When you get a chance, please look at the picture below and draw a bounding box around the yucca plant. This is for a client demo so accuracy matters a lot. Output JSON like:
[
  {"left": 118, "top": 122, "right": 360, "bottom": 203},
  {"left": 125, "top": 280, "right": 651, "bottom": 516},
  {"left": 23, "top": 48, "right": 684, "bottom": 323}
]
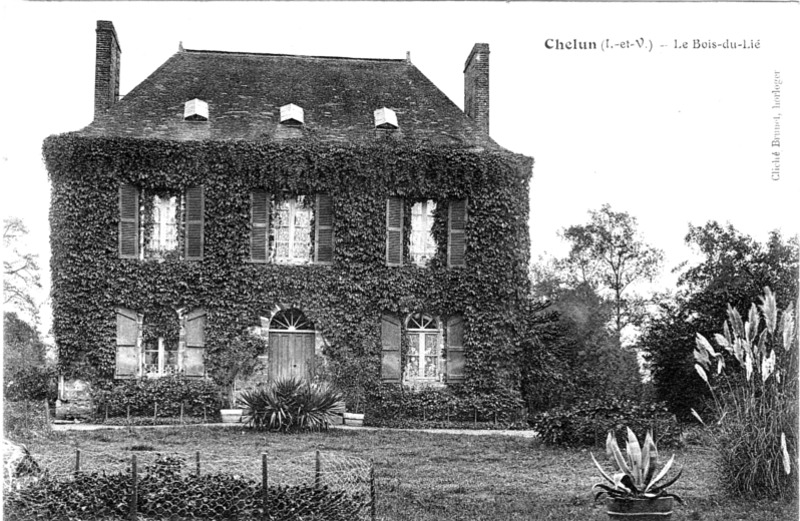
[
  {"left": 238, "top": 378, "right": 343, "bottom": 432},
  {"left": 591, "top": 427, "right": 683, "bottom": 502}
]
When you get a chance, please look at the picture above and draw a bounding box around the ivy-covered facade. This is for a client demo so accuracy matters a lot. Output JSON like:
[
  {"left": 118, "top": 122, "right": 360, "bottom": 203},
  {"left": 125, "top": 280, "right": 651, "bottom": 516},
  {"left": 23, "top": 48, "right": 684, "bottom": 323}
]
[{"left": 45, "top": 21, "right": 534, "bottom": 411}]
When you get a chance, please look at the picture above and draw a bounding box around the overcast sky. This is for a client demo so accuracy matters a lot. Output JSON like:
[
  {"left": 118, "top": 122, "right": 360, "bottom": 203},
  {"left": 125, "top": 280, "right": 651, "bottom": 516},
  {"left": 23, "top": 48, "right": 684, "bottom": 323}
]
[{"left": 1, "top": 2, "right": 797, "bottom": 333}]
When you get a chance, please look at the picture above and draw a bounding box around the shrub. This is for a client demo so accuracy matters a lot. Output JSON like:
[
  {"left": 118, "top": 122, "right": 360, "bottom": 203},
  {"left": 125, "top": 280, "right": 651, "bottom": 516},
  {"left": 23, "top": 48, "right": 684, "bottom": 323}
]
[
  {"left": 3, "top": 400, "right": 51, "bottom": 438},
  {"left": 4, "top": 365, "right": 56, "bottom": 402},
  {"left": 91, "top": 375, "right": 224, "bottom": 420},
  {"left": 239, "top": 378, "right": 343, "bottom": 432},
  {"left": 364, "top": 383, "right": 527, "bottom": 427},
  {"left": 530, "top": 398, "right": 681, "bottom": 447},
  {"left": 693, "top": 287, "right": 797, "bottom": 500},
  {"left": 4, "top": 455, "right": 363, "bottom": 521}
]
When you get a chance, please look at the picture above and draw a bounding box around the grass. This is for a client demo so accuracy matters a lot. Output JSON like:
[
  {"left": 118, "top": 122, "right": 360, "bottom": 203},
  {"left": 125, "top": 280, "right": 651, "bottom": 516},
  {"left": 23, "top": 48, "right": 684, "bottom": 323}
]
[{"left": 15, "top": 426, "right": 798, "bottom": 521}]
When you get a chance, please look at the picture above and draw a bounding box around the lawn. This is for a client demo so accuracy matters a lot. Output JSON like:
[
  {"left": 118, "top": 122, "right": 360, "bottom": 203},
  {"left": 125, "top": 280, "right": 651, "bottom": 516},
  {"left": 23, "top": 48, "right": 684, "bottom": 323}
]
[{"left": 15, "top": 426, "right": 798, "bottom": 521}]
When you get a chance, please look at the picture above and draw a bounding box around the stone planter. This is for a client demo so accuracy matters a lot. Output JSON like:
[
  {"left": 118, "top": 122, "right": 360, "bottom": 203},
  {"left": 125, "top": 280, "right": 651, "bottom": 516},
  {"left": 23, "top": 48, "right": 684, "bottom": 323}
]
[
  {"left": 220, "top": 408, "right": 244, "bottom": 424},
  {"left": 606, "top": 497, "right": 673, "bottom": 521},
  {"left": 343, "top": 412, "right": 364, "bottom": 427}
]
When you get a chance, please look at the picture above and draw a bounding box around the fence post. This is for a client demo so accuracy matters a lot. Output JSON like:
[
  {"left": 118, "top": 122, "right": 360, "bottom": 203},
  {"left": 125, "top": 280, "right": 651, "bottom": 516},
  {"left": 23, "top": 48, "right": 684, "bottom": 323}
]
[
  {"left": 315, "top": 450, "right": 321, "bottom": 490},
  {"left": 153, "top": 402, "right": 158, "bottom": 426},
  {"left": 261, "top": 453, "right": 269, "bottom": 521},
  {"left": 130, "top": 454, "right": 138, "bottom": 521},
  {"left": 203, "top": 405, "right": 207, "bottom": 424},
  {"left": 196, "top": 451, "right": 201, "bottom": 477},
  {"left": 473, "top": 406, "right": 477, "bottom": 426},
  {"left": 105, "top": 403, "right": 109, "bottom": 422},
  {"left": 43, "top": 398, "right": 51, "bottom": 426},
  {"left": 75, "top": 449, "right": 81, "bottom": 476},
  {"left": 370, "top": 458, "right": 376, "bottom": 521},
  {"left": 24, "top": 400, "right": 30, "bottom": 431},
  {"left": 181, "top": 402, "right": 185, "bottom": 425}
]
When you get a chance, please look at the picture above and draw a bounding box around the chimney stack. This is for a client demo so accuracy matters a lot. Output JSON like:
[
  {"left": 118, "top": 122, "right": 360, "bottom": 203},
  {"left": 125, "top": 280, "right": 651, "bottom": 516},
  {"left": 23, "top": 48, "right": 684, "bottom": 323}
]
[
  {"left": 464, "top": 43, "right": 489, "bottom": 136},
  {"left": 94, "top": 21, "right": 121, "bottom": 119}
]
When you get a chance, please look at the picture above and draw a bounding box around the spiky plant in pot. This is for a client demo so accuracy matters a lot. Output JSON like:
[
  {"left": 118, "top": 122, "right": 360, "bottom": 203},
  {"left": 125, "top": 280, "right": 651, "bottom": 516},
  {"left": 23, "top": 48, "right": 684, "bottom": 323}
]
[{"left": 592, "top": 427, "right": 683, "bottom": 520}]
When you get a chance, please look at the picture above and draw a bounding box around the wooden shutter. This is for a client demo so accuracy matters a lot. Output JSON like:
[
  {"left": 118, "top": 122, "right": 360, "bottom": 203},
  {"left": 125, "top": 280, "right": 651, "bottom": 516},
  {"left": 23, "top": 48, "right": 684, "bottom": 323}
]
[
  {"left": 184, "top": 309, "right": 206, "bottom": 377},
  {"left": 446, "top": 316, "right": 465, "bottom": 383},
  {"left": 119, "top": 185, "right": 139, "bottom": 259},
  {"left": 315, "top": 194, "right": 334, "bottom": 264},
  {"left": 380, "top": 314, "right": 402, "bottom": 382},
  {"left": 250, "top": 190, "right": 270, "bottom": 262},
  {"left": 115, "top": 308, "right": 140, "bottom": 378},
  {"left": 185, "top": 186, "right": 204, "bottom": 260},
  {"left": 448, "top": 199, "right": 468, "bottom": 268},
  {"left": 386, "top": 197, "right": 403, "bottom": 266}
]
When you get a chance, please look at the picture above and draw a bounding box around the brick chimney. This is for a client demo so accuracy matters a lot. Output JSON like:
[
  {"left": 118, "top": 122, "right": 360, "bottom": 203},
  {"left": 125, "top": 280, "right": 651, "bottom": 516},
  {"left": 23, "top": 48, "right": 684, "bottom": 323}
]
[
  {"left": 94, "top": 20, "right": 121, "bottom": 119},
  {"left": 464, "top": 43, "right": 489, "bottom": 136}
]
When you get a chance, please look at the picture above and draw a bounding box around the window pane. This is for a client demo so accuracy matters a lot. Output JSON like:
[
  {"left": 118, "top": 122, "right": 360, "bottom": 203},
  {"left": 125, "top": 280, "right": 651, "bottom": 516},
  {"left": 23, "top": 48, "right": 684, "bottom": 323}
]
[
  {"left": 411, "top": 201, "right": 436, "bottom": 267},
  {"left": 147, "top": 194, "right": 179, "bottom": 257},
  {"left": 406, "top": 357, "right": 420, "bottom": 378}
]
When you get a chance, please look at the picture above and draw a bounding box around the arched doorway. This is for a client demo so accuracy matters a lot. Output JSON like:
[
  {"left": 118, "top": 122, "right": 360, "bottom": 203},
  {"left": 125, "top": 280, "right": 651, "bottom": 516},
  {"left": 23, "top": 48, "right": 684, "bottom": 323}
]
[{"left": 268, "top": 308, "right": 316, "bottom": 381}]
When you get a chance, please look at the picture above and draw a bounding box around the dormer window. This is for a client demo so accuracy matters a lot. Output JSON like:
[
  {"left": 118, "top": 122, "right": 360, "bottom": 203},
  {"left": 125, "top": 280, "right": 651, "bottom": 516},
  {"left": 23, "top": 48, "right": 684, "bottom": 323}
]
[
  {"left": 184, "top": 99, "right": 209, "bottom": 121},
  {"left": 280, "top": 104, "right": 304, "bottom": 126},
  {"left": 374, "top": 107, "right": 398, "bottom": 129}
]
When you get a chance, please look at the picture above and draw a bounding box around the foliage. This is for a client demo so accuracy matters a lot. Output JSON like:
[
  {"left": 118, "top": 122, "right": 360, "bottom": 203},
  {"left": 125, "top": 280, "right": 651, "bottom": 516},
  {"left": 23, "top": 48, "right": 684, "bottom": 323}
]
[
  {"left": 239, "top": 378, "right": 343, "bottom": 432},
  {"left": 4, "top": 457, "right": 363, "bottom": 521},
  {"left": 4, "top": 365, "right": 57, "bottom": 402},
  {"left": 3, "top": 401, "right": 52, "bottom": 439},
  {"left": 3, "top": 217, "right": 42, "bottom": 323},
  {"left": 558, "top": 204, "right": 664, "bottom": 343},
  {"left": 530, "top": 398, "right": 681, "bottom": 447},
  {"left": 91, "top": 375, "right": 224, "bottom": 419},
  {"left": 640, "top": 223, "right": 798, "bottom": 420},
  {"left": 527, "top": 266, "right": 644, "bottom": 409},
  {"left": 364, "top": 382, "right": 526, "bottom": 426},
  {"left": 693, "top": 287, "right": 797, "bottom": 500},
  {"left": 591, "top": 427, "right": 683, "bottom": 502},
  {"left": 43, "top": 134, "right": 534, "bottom": 415}
]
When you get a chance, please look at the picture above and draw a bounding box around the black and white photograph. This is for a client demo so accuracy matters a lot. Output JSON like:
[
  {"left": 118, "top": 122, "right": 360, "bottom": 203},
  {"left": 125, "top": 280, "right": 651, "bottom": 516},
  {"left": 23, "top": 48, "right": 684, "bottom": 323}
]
[{"left": 1, "top": 2, "right": 797, "bottom": 520}]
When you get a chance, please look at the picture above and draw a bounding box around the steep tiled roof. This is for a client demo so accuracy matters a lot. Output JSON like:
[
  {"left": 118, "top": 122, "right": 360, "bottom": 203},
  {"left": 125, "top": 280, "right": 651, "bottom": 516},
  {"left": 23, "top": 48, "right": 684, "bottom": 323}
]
[{"left": 80, "top": 49, "right": 499, "bottom": 148}]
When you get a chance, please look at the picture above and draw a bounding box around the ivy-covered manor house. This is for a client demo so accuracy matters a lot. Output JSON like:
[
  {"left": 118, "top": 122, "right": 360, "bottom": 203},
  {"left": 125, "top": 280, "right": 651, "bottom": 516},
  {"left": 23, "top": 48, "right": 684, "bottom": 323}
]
[{"left": 45, "top": 21, "right": 534, "bottom": 416}]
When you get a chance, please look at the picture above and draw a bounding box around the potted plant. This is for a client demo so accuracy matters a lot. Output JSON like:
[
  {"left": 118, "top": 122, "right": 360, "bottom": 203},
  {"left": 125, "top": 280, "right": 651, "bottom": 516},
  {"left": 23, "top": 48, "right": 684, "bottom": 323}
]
[{"left": 591, "top": 427, "right": 683, "bottom": 520}]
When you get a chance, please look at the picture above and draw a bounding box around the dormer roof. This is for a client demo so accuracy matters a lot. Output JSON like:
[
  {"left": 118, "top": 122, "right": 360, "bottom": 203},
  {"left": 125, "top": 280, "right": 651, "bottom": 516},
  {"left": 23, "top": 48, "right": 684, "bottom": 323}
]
[{"left": 80, "top": 49, "right": 499, "bottom": 148}]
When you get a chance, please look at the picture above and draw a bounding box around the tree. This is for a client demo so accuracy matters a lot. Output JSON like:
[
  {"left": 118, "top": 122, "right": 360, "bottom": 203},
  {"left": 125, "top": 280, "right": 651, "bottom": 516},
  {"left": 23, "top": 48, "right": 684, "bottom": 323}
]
[
  {"left": 529, "top": 258, "right": 644, "bottom": 407},
  {"left": 640, "top": 222, "right": 798, "bottom": 420},
  {"left": 559, "top": 204, "right": 663, "bottom": 345},
  {"left": 3, "top": 217, "right": 42, "bottom": 324}
]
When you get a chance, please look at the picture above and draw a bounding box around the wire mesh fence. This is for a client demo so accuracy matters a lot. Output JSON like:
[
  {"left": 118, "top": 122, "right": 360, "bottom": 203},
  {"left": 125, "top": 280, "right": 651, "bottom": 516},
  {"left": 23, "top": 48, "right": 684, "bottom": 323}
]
[{"left": 3, "top": 445, "right": 375, "bottom": 521}]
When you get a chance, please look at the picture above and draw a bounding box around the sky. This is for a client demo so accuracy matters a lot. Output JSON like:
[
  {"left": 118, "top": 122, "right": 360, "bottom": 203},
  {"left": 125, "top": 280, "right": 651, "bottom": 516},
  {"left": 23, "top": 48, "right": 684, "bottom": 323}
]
[{"left": 1, "top": 1, "right": 797, "bottom": 337}]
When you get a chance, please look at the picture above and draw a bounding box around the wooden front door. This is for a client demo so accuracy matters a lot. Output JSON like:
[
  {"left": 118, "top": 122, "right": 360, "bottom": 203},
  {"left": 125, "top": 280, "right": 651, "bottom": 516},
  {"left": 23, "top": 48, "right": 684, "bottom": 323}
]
[{"left": 269, "top": 332, "right": 315, "bottom": 381}]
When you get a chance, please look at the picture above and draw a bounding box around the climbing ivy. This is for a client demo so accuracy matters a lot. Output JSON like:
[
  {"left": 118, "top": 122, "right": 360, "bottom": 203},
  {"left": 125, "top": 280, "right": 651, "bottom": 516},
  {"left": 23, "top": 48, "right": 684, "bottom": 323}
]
[{"left": 44, "top": 134, "right": 534, "bottom": 412}]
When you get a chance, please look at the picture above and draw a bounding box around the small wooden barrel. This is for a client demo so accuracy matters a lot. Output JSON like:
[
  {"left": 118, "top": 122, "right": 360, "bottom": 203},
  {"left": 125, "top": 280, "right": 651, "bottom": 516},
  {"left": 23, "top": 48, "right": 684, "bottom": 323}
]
[{"left": 606, "top": 497, "right": 673, "bottom": 520}]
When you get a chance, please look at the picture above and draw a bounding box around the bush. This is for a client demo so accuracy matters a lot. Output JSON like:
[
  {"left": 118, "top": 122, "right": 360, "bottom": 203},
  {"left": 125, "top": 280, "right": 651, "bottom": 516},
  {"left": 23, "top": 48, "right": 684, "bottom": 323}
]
[
  {"left": 239, "top": 378, "right": 343, "bottom": 432},
  {"left": 529, "top": 398, "right": 681, "bottom": 447},
  {"left": 364, "top": 384, "right": 527, "bottom": 427},
  {"left": 4, "top": 365, "right": 56, "bottom": 402},
  {"left": 3, "top": 400, "right": 51, "bottom": 438},
  {"left": 91, "top": 376, "right": 224, "bottom": 420},
  {"left": 4, "top": 455, "right": 363, "bottom": 521},
  {"left": 693, "top": 288, "right": 797, "bottom": 500}
]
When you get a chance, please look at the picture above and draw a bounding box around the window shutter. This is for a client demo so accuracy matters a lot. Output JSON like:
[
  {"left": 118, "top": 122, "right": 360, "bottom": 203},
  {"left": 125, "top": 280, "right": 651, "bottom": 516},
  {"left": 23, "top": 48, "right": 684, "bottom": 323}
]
[
  {"left": 115, "top": 308, "right": 140, "bottom": 378},
  {"left": 250, "top": 190, "right": 270, "bottom": 262},
  {"left": 380, "top": 314, "right": 402, "bottom": 382},
  {"left": 185, "top": 186, "right": 204, "bottom": 260},
  {"left": 448, "top": 199, "right": 468, "bottom": 268},
  {"left": 119, "top": 185, "right": 139, "bottom": 259},
  {"left": 184, "top": 309, "right": 206, "bottom": 377},
  {"left": 386, "top": 197, "right": 403, "bottom": 266},
  {"left": 315, "top": 194, "right": 334, "bottom": 264},
  {"left": 446, "top": 316, "right": 465, "bottom": 382}
]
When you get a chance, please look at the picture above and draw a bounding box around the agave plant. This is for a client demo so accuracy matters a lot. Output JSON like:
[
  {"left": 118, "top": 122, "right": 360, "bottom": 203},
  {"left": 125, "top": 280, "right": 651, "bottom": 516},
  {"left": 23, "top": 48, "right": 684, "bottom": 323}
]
[{"left": 591, "top": 427, "right": 683, "bottom": 502}]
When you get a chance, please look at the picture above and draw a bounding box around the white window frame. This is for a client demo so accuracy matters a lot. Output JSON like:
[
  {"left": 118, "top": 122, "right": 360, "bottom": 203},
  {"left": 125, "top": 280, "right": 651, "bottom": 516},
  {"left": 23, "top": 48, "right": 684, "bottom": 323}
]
[
  {"left": 410, "top": 200, "right": 437, "bottom": 267},
  {"left": 271, "top": 196, "right": 313, "bottom": 265},
  {"left": 404, "top": 314, "right": 443, "bottom": 383},
  {"left": 143, "top": 337, "right": 179, "bottom": 377}
]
